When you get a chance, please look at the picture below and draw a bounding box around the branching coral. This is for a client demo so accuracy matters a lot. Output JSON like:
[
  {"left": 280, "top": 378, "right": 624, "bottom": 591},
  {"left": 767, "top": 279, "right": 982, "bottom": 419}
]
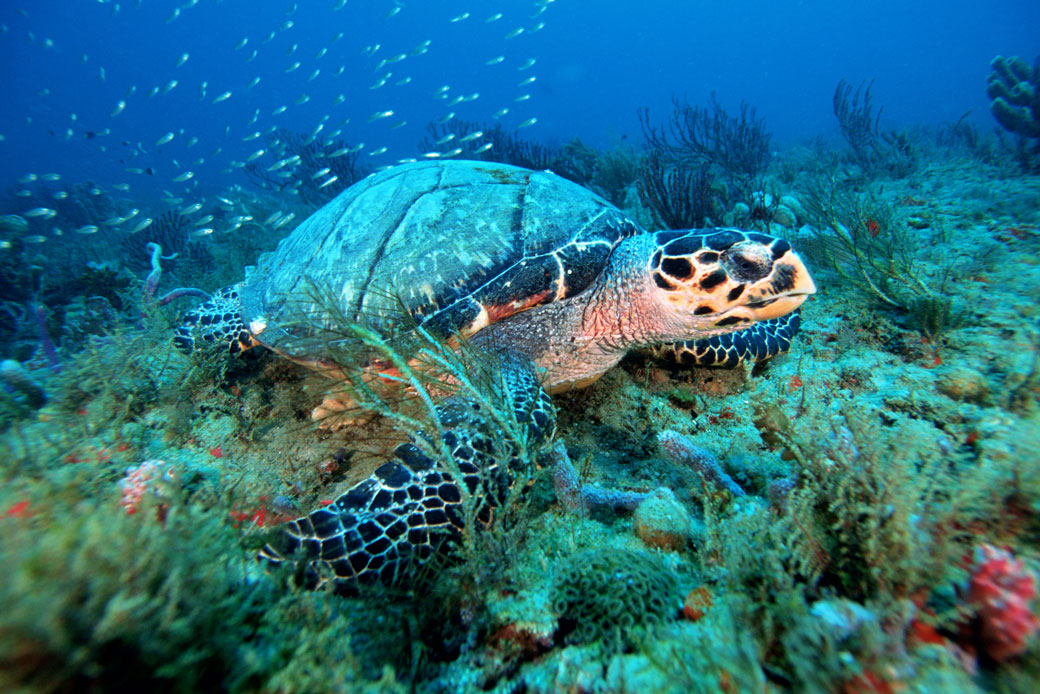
[
  {"left": 833, "top": 79, "right": 917, "bottom": 177},
  {"left": 636, "top": 150, "right": 721, "bottom": 229},
  {"left": 640, "top": 94, "right": 771, "bottom": 206}
]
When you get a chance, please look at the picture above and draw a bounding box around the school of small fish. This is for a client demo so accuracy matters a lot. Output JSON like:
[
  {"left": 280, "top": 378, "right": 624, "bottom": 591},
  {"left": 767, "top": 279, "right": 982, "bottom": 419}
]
[{"left": 3, "top": 0, "right": 555, "bottom": 244}]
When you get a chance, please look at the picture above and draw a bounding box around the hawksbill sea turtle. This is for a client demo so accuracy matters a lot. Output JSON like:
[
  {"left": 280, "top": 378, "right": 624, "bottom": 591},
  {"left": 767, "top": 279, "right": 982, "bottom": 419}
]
[{"left": 175, "top": 160, "right": 816, "bottom": 592}]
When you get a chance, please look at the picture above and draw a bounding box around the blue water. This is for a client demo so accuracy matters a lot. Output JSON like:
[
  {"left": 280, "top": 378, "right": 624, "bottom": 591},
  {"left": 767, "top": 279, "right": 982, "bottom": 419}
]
[{"left": 2, "top": 0, "right": 1037, "bottom": 196}]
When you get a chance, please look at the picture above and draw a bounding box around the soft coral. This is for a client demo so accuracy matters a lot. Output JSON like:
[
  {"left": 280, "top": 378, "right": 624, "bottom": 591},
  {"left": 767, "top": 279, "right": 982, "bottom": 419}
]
[{"left": 966, "top": 544, "right": 1040, "bottom": 662}]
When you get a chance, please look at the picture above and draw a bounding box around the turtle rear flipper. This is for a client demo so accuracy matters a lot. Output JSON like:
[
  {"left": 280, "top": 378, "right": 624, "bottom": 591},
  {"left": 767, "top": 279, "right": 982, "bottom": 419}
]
[
  {"left": 173, "top": 285, "right": 258, "bottom": 355},
  {"left": 260, "top": 355, "right": 556, "bottom": 594},
  {"left": 259, "top": 450, "right": 467, "bottom": 592}
]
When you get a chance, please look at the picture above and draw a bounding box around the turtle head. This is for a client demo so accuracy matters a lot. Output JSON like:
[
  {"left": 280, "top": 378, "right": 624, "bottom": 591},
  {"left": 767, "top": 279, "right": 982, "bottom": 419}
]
[{"left": 647, "top": 228, "right": 816, "bottom": 336}]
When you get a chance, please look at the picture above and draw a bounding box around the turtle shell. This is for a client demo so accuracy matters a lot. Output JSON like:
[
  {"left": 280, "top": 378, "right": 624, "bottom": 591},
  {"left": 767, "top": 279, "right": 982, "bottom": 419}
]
[{"left": 238, "top": 160, "right": 642, "bottom": 360}]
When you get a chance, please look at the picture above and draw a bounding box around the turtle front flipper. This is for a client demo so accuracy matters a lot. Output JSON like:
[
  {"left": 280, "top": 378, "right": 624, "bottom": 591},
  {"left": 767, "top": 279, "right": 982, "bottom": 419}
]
[
  {"left": 259, "top": 355, "right": 556, "bottom": 594},
  {"left": 653, "top": 309, "right": 803, "bottom": 368},
  {"left": 173, "top": 284, "right": 258, "bottom": 355}
]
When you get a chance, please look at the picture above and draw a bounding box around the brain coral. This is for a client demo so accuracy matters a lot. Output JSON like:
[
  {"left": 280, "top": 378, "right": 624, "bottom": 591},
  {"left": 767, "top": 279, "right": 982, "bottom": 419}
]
[{"left": 551, "top": 548, "right": 681, "bottom": 650}]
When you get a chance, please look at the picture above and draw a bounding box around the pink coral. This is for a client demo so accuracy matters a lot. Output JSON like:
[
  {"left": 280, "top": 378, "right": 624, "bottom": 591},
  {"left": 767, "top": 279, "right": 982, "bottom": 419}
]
[
  {"left": 118, "top": 459, "right": 177, "bottom": 515},
  {"left": 967, "top": 543, "right": 1040, "bottom": 662}
]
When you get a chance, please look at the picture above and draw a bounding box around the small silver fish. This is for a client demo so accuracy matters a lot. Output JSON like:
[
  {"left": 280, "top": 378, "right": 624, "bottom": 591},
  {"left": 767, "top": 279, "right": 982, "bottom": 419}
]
[
  {"left": 318, "top": 176, "right": 339, "bottom": 189},
  {"left": 368, "top": 146, "right": 388, "bottom": 156},
  {"left": 22, "top": 235, "right": 47, "bottom": 244},
  {"left": 486, "top": 56, "right": 505, "bottom": 65},
  {"left": 493, "top": 108, "right": 509, "bottom": 118},
  {"left": 311, "top": 167, "right": 331, "bottom": 179},
  {"left": 439, "top": 112, "right": 455, "bottom": 124},
  {"left": 191, "top": 228, "right": 214, "bottom": 237},
  {"left": 518, "top": 58, "right": 536, "bottom": 70},
  {"left": 518, "top": 117, "right": 538, "bottom": 128},
  {"left": 41, "top": 173, "right": 60, "bottom": 181},
  {"left": 177, "top": 52, "right": 189, "bottom": 67},
  {"left": 518, "top": 76, "right": 536, "bottom": 86},
  {"left": 156, "top": 132, "right": 175, "bottom": 146},
  {"left": 328, "top": 147, "right": 349, "bottom": 158},
  {"left": 505, "top": 27, "right": 524, "bottom": 39},
  {"left": 111, "top": 100, "right": 126, "bottom": 117},
  {"left": 435, "top": 134, "right": 456, "bottom": 145},
  {"left": 247, "top": 76, "right": 260, "bottom": 89},
  {"left": 234, "top": 37, "right": 248, "bottom": 50},
  {"left": 449, "top": 12, "right": 470, "bottom": 22},
  {"left": 395, "top": 76, "right": 412, "bottom": 86},
  {"left": 196, "top": 214, "right": 214, "bottom": 225},
  {"left": 164, "top": 79, "right": 178, "bottom": 93},
  {"left": 286, "top": 61, "right": 301, "bottom": 73},
  {"left": 486, "top": 13, "right": 503, "bottom": 23},
  {"left": 74, "top": 225, "right": 99, "bottom": 234},
  {"left": 53, "top": 190, "right": 69, "bottom": 199},
  {"left": 181, "top": 203, "right": 202, "bottom": 215},
  {"left": 247, "top": 149, "right": 266, "bottom": 162},
  {"left": 23, "top": 207, "right": 56, "bottom": 218},
  {"left": 474, "top": 142, "right": 493, "bottom": 153},
  {"left": 515, "top": 94, "right": 531, "bottom": 102},
  {"left": 173, "top": 171, "right": 194, "bottom": 182},
  {"left": 295, "top": 94, "right": 310, "bottom": 105},
  {"left": 213, "top": 91, "right": 232, "bottom": 103},
  {"left": 272, "top": 105, "right": 287, "bottom": 115},
  {"left": 130, "top": 217, "right": 154, "bottom": 233},
  {"left": 460, "top": 131, "right": 483, "bottom": 142},
  {"left": 113, "top": 183, "right": 131, "bottom": 191},
  {"left": 307, "top": 69, "right": 320, "bottom": 82},
  {"left": 368, "top": 110, "right": 394, "bottom": 122}
]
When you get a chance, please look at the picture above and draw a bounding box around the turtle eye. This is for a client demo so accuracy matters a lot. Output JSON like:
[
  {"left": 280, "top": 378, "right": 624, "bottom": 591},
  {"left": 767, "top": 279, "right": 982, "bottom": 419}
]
[{"left": 721, "top": 245, "right": 772, "bottom": 282}]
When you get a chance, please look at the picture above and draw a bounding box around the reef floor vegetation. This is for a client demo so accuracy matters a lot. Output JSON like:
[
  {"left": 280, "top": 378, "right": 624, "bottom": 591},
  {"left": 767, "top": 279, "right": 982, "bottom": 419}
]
[{"left": 2, "top": 117, "right": 1040, "bottom": 694}]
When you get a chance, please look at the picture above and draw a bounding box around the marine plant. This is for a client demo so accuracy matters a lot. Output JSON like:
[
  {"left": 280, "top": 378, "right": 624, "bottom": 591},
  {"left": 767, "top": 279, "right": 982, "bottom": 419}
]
[
  {"left": 986, "top": 55, "right": 1040, "bottom": 171},
  {"left": 639, "top": 94, "right": 771, "bottom": 208},
  {"left": 833, "top": 79, "right": 917, "bottom": 177},
  {"left": 800, "top": 175, "right": 965, "bottom": 341},
  {"left": 550, "top": 547, "right": 682, "bottom": 651}
]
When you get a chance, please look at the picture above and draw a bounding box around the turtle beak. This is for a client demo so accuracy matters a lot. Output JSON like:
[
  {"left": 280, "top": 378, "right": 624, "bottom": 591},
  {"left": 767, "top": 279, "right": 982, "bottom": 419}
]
[
  {"left": 753, "top": 251, "right": 816, "bottom": 319},
  {"left": 723, "top": 251, "right": 816, "bottom": 323}
]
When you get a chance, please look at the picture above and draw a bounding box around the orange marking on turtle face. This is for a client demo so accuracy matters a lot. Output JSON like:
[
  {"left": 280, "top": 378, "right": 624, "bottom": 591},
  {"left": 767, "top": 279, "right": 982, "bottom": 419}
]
[{"left": 485, "top": 289, "right": 553, "bottom": 323}]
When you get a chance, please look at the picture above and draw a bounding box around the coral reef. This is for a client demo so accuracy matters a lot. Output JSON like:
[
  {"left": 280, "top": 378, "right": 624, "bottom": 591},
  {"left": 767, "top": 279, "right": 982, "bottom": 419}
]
[
  {"left": 0, "top": 359, "right": 47, "bottom": 409},
  {"left": 986, "top": 55, "right": 1040, "bottom": 170},
  {"left": 632, "top": 487, "right": 693, "bottom": 551}
]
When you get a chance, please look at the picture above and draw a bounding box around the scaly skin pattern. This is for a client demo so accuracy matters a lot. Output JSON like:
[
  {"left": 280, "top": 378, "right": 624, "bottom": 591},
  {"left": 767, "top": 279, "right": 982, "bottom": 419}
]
[{"left": 258, "top": 355, "right": 556, "bottom": 593}]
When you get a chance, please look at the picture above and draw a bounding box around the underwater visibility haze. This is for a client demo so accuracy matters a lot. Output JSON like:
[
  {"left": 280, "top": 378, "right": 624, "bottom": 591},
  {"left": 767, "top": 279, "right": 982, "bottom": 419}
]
[{"left": 1, "top": 1, "right": 1040, "bottom": 692}]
